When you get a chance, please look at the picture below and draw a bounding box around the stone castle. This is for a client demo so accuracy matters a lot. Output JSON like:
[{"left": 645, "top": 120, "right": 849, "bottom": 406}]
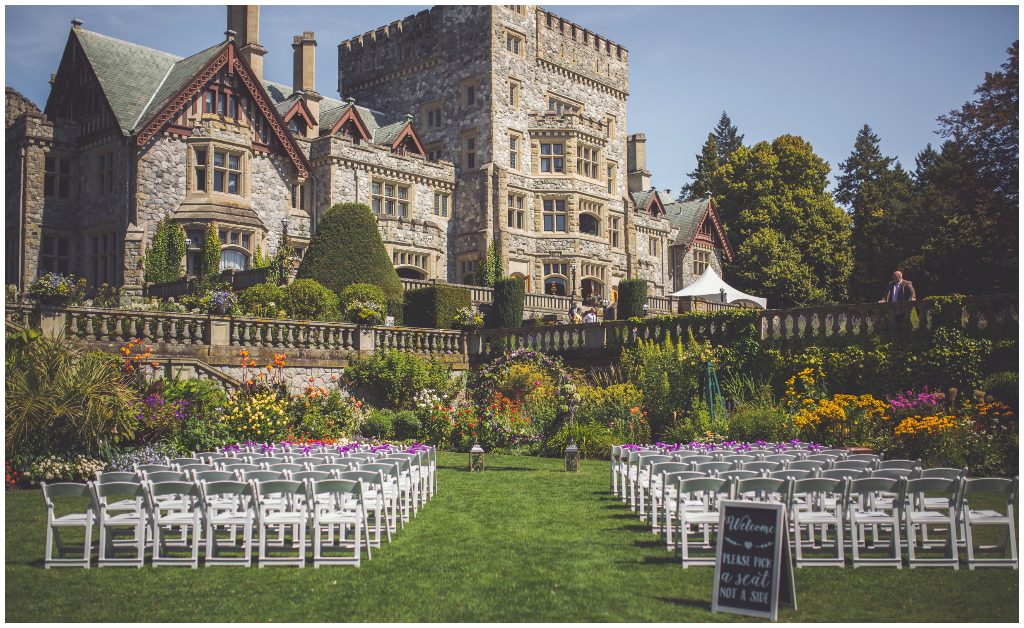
[{"left": 5, "top": 5, "right": 732, "bottom": 303}]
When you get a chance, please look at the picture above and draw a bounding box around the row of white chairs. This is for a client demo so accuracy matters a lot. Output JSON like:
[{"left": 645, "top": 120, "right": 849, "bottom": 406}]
[
  {"left": 42, "top": 451, "right": 435, "bottom": 568},
  {"left": 613, "top": 458, "right": 1017, "bottom": 570}
]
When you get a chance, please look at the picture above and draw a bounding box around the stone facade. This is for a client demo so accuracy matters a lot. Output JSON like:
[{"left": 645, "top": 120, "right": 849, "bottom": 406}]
[
  {"left": 338, "top": 5, "right": 675, "bottom": 299},
  {"left": 6, "top": 5, "right": 731, "bottom": 301}
]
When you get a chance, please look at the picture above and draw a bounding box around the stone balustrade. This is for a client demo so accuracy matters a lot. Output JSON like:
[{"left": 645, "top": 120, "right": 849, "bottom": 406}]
[{"left": 6, "top": 294, "right": 1014, "bottom": 375}]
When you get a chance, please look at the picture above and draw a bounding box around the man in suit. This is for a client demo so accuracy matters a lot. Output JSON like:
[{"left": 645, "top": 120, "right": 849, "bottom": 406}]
[{"left": 879, "top": 270, "right": 916, "bottom": 303}]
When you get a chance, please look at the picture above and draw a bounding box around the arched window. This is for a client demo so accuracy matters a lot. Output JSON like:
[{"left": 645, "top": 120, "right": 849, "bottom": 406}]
[
  {"left": 579, "top": 213, "right": 600, "bottom": 236},
  {"left": 544, "top": 277, "right": 567, "bottom": 296},
  {"left": 220, "top": 248, "right": 248, "bottom": 271}
]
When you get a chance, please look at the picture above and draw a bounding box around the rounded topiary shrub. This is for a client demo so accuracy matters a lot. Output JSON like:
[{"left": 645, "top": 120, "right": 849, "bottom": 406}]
[
  {"left": 281, "top": 279, "right": 339, "bottom": 321},
  {"left": 340, "top": 283, "right": 387, "bottom": 309},
  {"left": 487, "top": 277, "right": 525, "bottom": 329},
  {"left": 361, "top": 409, "right": 395, "bottom": 440},
  {"left": 392, "top": 410, "right": 421, "bottom": 440},
  {"left": 616, "top": 278, "right": 648, "bottom": 320},
  {"left": 238, "top": 282, "right": 285, "bottom": 318},
  {"left": 296, "top": 202, "right": 404, "bottom": 321}
]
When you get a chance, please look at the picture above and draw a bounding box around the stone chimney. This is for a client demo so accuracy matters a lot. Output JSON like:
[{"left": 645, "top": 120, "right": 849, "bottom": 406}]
[
  {"left": 227, "top": 5, "right": 266, "bottom": 82},
  {"left": 626, "top": 133, "right": 651, "bottom": 194},
  {"left": 292, "top": 31, "right": 321, "bottom": 139}
]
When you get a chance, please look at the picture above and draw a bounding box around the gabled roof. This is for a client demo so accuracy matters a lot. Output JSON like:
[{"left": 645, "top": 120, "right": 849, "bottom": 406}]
[
  {"left": 663, "top": 197, "right": 734, "bottom": 261},
  {"left": 134, "top": 41, "right": 224, "bottom": 131},
  {"left": 631, "top": 189, "right": 665, "bottom": 216},
  {"left": 69, "top": 28, "right": 181, "bottom": 134}
]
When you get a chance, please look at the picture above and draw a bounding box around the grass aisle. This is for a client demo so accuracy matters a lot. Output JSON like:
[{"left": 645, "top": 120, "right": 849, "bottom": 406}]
[{"left": 5, "top": 453, "right": 1019, "bottom": 622}]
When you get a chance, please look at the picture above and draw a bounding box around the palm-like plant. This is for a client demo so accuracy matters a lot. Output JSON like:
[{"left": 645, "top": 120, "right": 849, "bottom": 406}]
[{"left": 6, "top": 332, "right": 137, "bottom": 458}]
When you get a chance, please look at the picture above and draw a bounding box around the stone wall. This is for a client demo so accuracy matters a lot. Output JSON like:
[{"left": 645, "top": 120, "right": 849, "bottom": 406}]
[
  {"left": 671, "top": 242, "right": 725, "bottom": 292},
  {"left": 5, "top": 88, "right": 41, "bottom": 129},
  {"left": 310, "top": 134, "right": 456, "bottom": 280},
  {"left": 336, "top": 5, "right": 672, "bottom": 299}
]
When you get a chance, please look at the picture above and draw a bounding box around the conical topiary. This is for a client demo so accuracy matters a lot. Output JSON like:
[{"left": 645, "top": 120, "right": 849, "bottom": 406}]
[{"left": 296, "top": 202, "right": 404, "bottom": 320}]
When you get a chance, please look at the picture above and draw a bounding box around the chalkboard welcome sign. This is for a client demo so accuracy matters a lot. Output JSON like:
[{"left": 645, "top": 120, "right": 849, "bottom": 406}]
[{"left": 711, "top": 501, "right": 796, "bottom": 621}]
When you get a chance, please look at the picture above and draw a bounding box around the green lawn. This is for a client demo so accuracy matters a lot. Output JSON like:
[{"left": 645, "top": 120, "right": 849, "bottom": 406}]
[{"left": 5, "top": 453, "right": 1019, "bottom": 622}]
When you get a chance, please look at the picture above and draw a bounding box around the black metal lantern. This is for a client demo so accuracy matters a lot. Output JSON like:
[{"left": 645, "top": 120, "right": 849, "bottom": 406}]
[
  {"left": 564, "top": 440, "right": 580, "bottom": 472},
  {"left": 469, "top": 443, "right": 485, "bottom": 472}
]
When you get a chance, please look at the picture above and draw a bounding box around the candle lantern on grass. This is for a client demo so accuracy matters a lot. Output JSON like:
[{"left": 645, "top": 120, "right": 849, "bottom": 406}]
[{"left": 469, "top": 443, "right": 485, "bottom": 472}]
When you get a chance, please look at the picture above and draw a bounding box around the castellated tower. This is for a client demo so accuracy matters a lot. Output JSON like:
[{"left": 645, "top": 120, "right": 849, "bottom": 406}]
[{"left": 338, "top": 5, "right": 670, "bottom": 299}]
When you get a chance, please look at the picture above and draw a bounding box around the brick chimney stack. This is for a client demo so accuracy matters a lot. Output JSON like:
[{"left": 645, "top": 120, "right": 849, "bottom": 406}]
[
  {"left": 227, "top": 5, "right": 266, "bottom": 82},
  {"left": 626, "top": 133, "right": 651, "bottom": 194},
  {"left": 292, "top": 32, "right": 321, "bottom": 139}
]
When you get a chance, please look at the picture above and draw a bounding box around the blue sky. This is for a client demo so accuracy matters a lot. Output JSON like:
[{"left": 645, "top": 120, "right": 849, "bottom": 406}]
[{"left": 5, "top": 4, "right": 1018, "bottom": 195}]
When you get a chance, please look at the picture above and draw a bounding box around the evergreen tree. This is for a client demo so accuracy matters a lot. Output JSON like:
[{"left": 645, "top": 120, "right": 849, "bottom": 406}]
[
  {"left": 712, "top": 111, "right": 744, "bottom": 162},
  {"left": 835, "top": 125, "right": 914, "bottom": 300},
  {"left": 201, "top": 222, "right": 221, "bottom": 284},
  {"left": 296, "top": 202, "right": 404, "bottom": 313},
  {"left": 681, "top": 134, "right": 720, "bottom": 201},
  {"left": 143, "top": 220, "right": 170, "bottom": 283},
  {"left": 835, "top": 125, "right": 893, "bottom": 207},
  {"left": 715, "top": 135, "right": 852, "bottom": 307},
  {"left": 143, "top": 218, "right": 187, "bottom": 284}
]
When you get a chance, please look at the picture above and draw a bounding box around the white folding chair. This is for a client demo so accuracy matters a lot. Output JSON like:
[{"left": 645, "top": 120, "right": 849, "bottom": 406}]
[
  {"left": 307, "top": 479, "right": 370, "bottom": 567},
  {"left": 252, "top": 479, "right": 308, "bottom": 567},
  {"left": 41, "top": 482, "right": 95, "bottom": 569},
  {"left": 675, "top": 477, "right": 731, "bottom": 568},
  {"left": 144, "top": 480, "right": 202, "bottom": 568},
  {"left": 93, "top": 480, "right": 147, "bottom": 568},
  {"left": 846, "top": 477, "right": 903, "bottom": 569},
  {"left": 789, "top": 477, "right": 846, "bottom": 567},
  {"left": 900, "top": 477, "right": 960, "bottom": 569},
  {"left": 960, "top": 477, "right": 1018, "bottom": 570},
  {"left": 199, "top": 480, "right": 255, "bottom": 566}
]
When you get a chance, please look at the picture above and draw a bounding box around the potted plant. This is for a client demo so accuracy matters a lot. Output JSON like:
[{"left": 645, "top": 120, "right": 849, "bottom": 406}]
[
  {"left": 344, "top": 299, "right": 385, "bottom": 326},
  {"left": 27, "top": 272, "right": 86, "bottom": 307},
  {"left": 453, "top": 306, "right": 484, "bottom": 331},
  {"left": 204, "top": 290, "right": 237, "bottom": 316}
]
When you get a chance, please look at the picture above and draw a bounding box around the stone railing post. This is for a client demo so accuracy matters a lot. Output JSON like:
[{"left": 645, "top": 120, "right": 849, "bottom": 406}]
[
  {"left": 465, "top": 331, "right": 484, "bottom": 357},
  {"left": 584, "top": 324, "right": 607, "bottom": 351},
  {"left": 39, "top": 307, "right": 66, "bottom": 338},
  {"left": 356, "top": 326, "right": 375, "bottom": 355},
  {"left": 208, "top": 315, "right": 230, "bottom": 346}
]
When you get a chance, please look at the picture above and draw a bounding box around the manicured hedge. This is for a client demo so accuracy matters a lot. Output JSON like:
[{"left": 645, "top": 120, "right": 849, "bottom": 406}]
[
  {"left": 616, "top": 279, "right": 648, "bottom": 320},
  {"left": 404, "top": 285, "right": 471, "bottom": 329},
  {"left": 487, "top": 277, "right": 525, "bottom": 329},
  {"left": 296, "top": 202, "right": 403, "bottom": 322}
]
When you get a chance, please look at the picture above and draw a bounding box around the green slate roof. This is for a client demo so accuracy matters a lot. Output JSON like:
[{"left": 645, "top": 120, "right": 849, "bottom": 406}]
[
  {"left": 71, "top": 26, "right": 408, "bottom": 146},
  {"left": 134, "top": 42, "right": 224, "bottom": 132},
  {"left": 664, "top": 197, "right": 710, "bottom": 246},
  {"left": 632, "top": 189, "right": 657, "bottom": 213},
  {"left": 73, "top": 28, "right": 181, "bottom": 134}
]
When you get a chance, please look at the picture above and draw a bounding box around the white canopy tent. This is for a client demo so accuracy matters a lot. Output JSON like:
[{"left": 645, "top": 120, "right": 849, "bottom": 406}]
[{"left": 669, "top": 266, "right": 768, "bottom": 309}]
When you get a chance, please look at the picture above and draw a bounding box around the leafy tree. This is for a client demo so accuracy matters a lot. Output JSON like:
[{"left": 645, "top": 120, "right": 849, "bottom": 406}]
[
  {"left": 296, "top": 202, "right": 404, "bottom": 315},
  {"left": 938, "top": 40, "right": 1018, "bottom": 203},
  {"left": 927, "top": 40, "right": 1019, "bottom": 294},
  {"left": 715, "top": 135, "right": 852, "bottom": 307}
]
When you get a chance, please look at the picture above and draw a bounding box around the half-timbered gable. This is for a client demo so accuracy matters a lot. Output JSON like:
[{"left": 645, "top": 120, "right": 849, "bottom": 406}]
[{"left": 664, "top": 197, "right": 734, "bottom": 291}]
